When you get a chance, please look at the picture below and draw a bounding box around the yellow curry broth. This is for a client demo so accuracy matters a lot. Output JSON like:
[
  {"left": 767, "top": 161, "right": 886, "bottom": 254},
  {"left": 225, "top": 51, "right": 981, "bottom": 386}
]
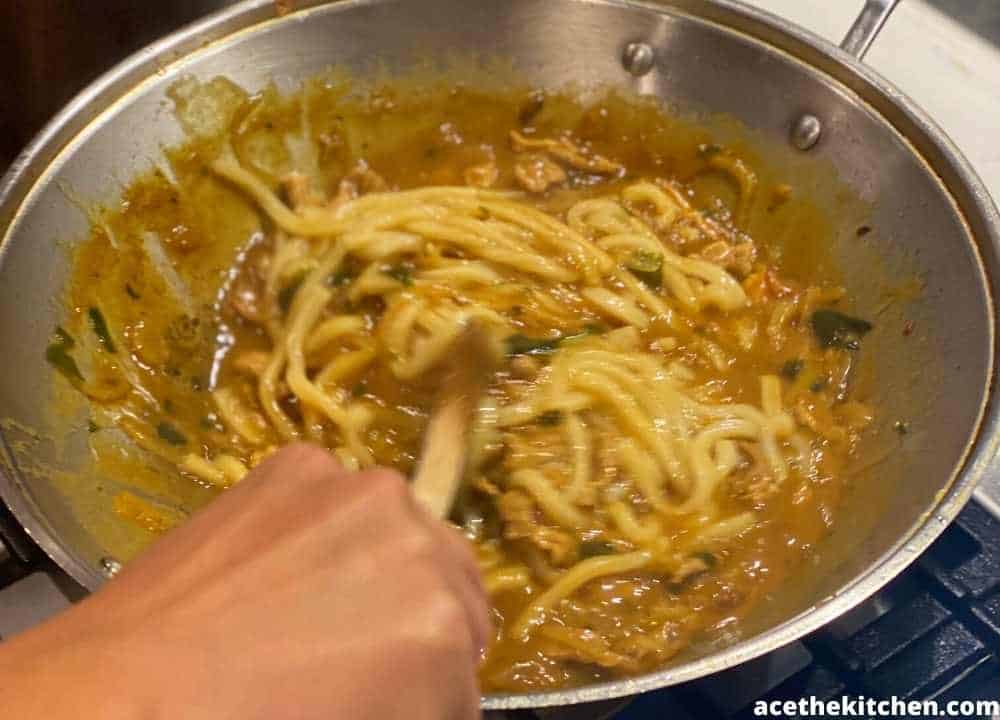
[{"left": 57, "top": 78, "right": 870, "bottom": 692}]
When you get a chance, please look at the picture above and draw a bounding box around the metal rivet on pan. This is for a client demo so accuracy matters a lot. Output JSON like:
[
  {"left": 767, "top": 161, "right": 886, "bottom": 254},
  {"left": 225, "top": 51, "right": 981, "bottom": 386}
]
[
  {"left": 622, "top": 42, "right": 655, "bottom": 77},
  {"left": 790, "top": 114, "right": 822, "bottom": 150},
  {"left": 100, "top": 556, "right": 122, "bottom": 578}
]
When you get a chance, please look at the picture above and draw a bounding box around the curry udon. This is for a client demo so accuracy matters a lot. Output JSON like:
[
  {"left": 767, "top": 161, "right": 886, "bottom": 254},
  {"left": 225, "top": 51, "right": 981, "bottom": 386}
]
[{"left": 52, "top": 76, "right": 874, "bottom": 691}]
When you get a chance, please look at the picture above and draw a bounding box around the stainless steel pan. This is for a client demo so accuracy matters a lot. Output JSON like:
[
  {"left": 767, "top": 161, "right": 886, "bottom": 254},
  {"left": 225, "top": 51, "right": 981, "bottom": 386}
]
[{"left": 1, "top": 0, "right": 998, "bottom": 711}]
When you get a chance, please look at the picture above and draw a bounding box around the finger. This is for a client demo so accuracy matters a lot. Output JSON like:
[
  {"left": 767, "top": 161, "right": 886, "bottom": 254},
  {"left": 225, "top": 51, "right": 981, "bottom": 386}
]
[
  {"left": 419, "top": 517, "right": 491, "bottom": 659},
  {"left": 130, "top": 444, "right": 350, "bottom": 585},
  {"left": 409, "top": 501, "right": 484, "bottom": 594},
  {"left": 336, "top": 470, "right": 489, "bottom": 653},
  {"left": 444, "top": 638, "right": 484, "bottom": 720},
  {"left": 238, "top": 442, "right": 346, "bottom": 495}
]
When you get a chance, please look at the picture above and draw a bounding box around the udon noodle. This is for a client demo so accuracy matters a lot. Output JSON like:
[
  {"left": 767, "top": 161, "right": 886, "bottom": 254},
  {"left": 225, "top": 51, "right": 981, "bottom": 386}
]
[{"left": 55, "top": 77, "right": 874, "bottom": 691}]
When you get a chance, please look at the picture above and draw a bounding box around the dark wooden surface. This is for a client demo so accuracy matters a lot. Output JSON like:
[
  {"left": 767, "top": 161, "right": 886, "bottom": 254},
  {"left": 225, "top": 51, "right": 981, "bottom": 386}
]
[{"left": 0, "top": 1, "right": 234, "bottom": 169}]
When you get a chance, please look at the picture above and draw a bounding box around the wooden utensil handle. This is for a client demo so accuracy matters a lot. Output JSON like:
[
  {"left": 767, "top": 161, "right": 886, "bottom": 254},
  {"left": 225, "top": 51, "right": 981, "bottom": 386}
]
[{"left": 411, "top": 398, "right": 470, "bottom": 519}]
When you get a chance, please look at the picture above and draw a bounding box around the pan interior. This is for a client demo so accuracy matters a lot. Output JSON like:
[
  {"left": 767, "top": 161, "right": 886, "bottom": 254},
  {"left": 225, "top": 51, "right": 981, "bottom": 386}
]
[{"left": 0, "top": 0, "right": 993, "bottom": 707}]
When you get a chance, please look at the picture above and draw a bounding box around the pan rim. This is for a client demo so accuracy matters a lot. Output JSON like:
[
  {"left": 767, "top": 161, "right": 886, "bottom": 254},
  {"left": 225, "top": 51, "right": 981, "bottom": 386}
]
[{"left": 0, "top": 0, "right": 997, "bottom": 710}]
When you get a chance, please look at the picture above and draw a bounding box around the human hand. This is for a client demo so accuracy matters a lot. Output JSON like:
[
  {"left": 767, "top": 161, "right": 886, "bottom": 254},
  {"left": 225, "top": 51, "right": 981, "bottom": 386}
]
[{"left": 1, "top": 443, "right": 489, "bottom": 720}]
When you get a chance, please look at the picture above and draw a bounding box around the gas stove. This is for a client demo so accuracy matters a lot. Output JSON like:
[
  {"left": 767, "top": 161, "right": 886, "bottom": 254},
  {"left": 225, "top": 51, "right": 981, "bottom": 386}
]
[{"left": 1, "top": 1, "right": 999, "bottom": 718}]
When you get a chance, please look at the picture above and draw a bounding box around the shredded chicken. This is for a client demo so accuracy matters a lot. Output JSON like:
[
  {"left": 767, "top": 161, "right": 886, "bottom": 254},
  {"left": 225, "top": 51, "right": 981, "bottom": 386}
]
[
  {"left": 508, "top": 355, "right": 542, "bottom": 380},
  {"left": 513, "top": 154, "right": 567, "bottom": 193},
  {"left": 498, "top": 489, "right": 576, "bottom": 565},
  {"left": 347, "top": 161, "right": 389, "bottom": 193},
  {"left": 281, "top": 162, "right": 387, "bottom": 212},
  {"left": 538, "top": 626, "right": 637, "bottom": 670},
  {"left": 232, "top": 350, "right": 270, "bottom": 377},
  {"left": 696, "top": 239, "right": 757, "bottom": 277},
  {"left": 519, "top": 544, "right": 561, "bottom": 585},
  {"left": 535, "top": 527, "right": 577, "bottom": 566},
  {"left": 549, "top": 594, "right": 698, "bottom": 672},
  {"left": 329, "top": 161, "right": 389, "bottom": 209},
  {"left": 743, "top": 267, "right": 796, "bottom": 304},
  {"left": 765, "top": 299, "right": 798, "bottom": 350},
  {"left": 281, "top": 171, "right": 324, "bottom": 210},
  {"left": 671, "top": 556, "right": 712, "bottom": 584},
  {"left": 510, "top": 129, "right": 623, "bottom": 175},
  {"left": 227, "top": 248, "right": 270, "bottom": 325},
  {"left": 670, "top": 219, "right": 703, "bottom": 246},
  {"left": 464, "top": 161, "right": 500, "bottom": 188},
  {"left": 618, "top": 623, "right": 690, "bottom": 663},
  {"left": 472, "top": 475, "right": 502, "bottom": 497},
  {"left": 793, "top": 397, "right": 848, "bottom": 444},
  {"left": 728, "top": 443, "right": 782, "bottom": 506},
  {"left": 497, "top": 489, "right": 538, "bottom": 535},
  {"left": 729, "top": 472, "right": 781, "bottom": 507}
]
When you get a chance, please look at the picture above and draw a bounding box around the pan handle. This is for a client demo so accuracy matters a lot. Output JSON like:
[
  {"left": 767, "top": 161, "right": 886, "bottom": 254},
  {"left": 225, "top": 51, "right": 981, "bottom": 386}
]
[{"left": 840, "top": 0, "right": 902, "bottom": 60}]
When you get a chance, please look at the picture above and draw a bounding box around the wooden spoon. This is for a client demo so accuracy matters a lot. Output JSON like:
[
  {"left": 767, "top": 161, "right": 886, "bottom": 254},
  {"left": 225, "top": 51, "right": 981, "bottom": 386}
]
[{"left": 412, "top": 321, "right": 503, "bottom": 519}]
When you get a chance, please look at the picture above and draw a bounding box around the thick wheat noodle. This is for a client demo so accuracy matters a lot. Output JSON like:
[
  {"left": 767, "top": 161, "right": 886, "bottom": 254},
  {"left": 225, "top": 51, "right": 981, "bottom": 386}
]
[
  {"left": 511, "top": 469, "right": 587, "bottom": 529},
  {"left": 204, "top": 158, "right": 801, "bottom": 641},
  {"left": 569, "top": 358, "right": 690, "bottom": 479},
  {"left": 476, "top": 199, "right": 613, "bottom": 282},
  {"left": 315, "top": 347, "right": 377, "bottom": 389},
  {"left": 259, "top": 346, "right": 298, "bottom": 440},
  {"left": 564, "top": 412, "right": 591, "bottom": 502},
  {"left": 607, "top": 501, "right": 662, "bottom": 545},
  {"left": 419, "top": 262, "right": 503, "bottom": 286},
  {"left": 215, "top": 454, "right": 250, "bottom": 484},
  {"left": 656, "top": 180, "right": 734, "bottom": 240},
  {"left": 406, "top": 219, "right": 576, "bottom": 281},
  {"left": 212, "top": 387, "right": 266, "bottom": 446},
  {"left": 617, "top": 439, "right": 667, "bottom": 508},
  {"left": 180, "top": 453, "right": 227, "bottom": 486},
  {"left": 582, "top": 287, "right": 649, "bottom": 328},
  {"left": 569, "top": 372, "right": 689, "bottom": 496},
  {"left": 510, "top": 551, "right": 653, "bottom": 639},
  {"left": 304, "top": 316, "right": 366, "bottom": 354},
  {"left": 708, "top": 153, "right": 758, "bottom": 229},
  {"left": 484, "top": 566, "right": 534, "bottom": 595}
]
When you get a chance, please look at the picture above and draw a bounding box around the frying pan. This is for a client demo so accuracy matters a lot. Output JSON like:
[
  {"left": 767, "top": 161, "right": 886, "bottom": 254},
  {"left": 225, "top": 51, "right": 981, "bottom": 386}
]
[{"left": 0, "top": 0, "right": 998, "bottom": 711}]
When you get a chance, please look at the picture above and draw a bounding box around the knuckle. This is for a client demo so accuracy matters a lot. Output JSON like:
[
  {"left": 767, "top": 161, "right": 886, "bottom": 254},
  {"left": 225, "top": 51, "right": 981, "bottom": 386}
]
[
  {"left": 398, "top": 569, "right": 480, "bottom": 669},
  {"left": 275, "top": 442, "right": 342, "bottom": 477},
  {"left": 361, "top": 469, "right": 411, "bottom": 508},
  {"left": 420, "top": 585, "right": 470, "bottom": 642},
  {"left": 397, "top": 524, "right": 438, "bottom": 561},
  {"left": 363, "top": 467, "right": 409, "bottom": 492}
]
